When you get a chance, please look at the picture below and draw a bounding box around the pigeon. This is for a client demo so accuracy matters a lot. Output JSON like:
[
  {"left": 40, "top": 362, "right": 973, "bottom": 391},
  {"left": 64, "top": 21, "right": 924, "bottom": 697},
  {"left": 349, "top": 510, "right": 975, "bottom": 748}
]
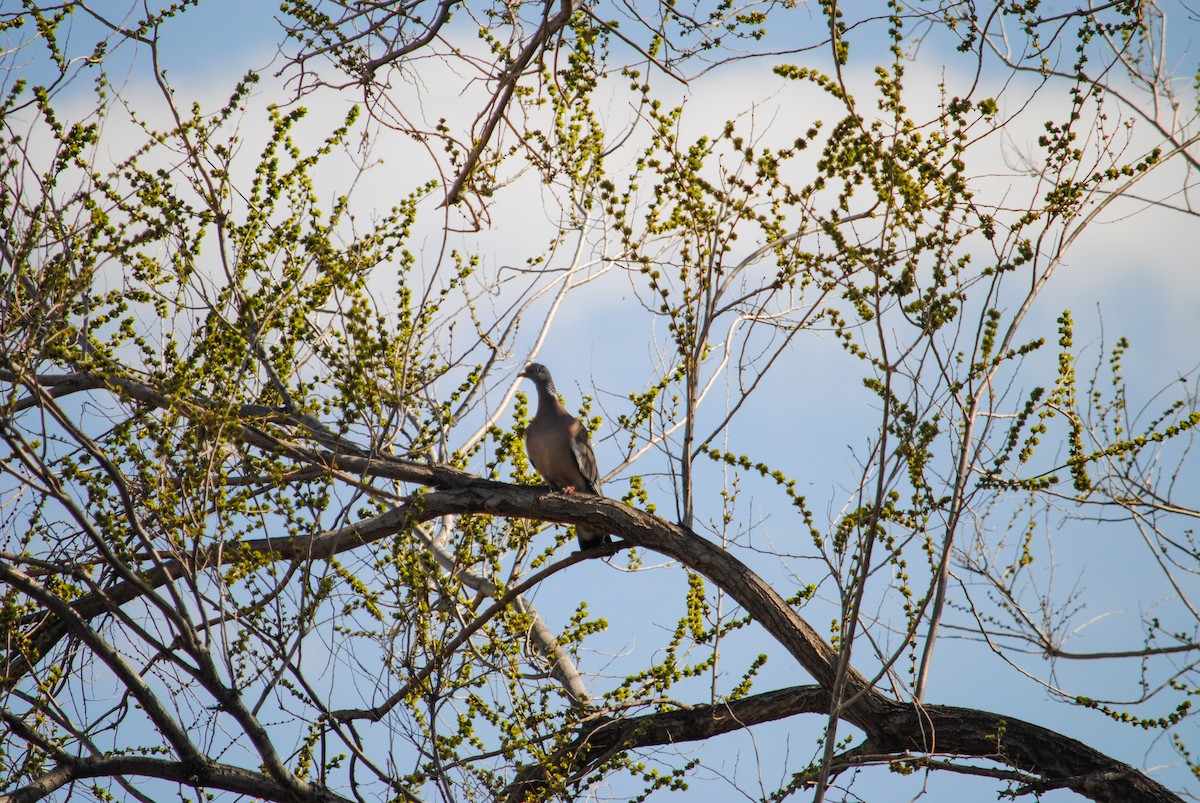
[{"left": 519, "top": 362, "right": 611, "bottom": 550}]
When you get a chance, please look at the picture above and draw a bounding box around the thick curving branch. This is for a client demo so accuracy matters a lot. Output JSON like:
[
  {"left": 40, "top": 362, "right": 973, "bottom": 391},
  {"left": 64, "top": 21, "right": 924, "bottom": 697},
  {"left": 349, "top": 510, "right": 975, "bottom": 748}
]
[
  {"left": 3, "top": 460, "right": 863, "bottom": 703},
  {"left": 504, "top": 686, "right": 1181, "bottom": 803},
  {"left": 1, "top": 450, "right": 1183, "bottom": 802}
]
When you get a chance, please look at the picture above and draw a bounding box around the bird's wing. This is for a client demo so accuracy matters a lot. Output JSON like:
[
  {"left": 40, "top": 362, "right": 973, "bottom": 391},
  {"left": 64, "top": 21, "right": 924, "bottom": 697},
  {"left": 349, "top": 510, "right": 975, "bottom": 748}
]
[{"left": 567, "top": 418, "right": 603, "bottom": 496}]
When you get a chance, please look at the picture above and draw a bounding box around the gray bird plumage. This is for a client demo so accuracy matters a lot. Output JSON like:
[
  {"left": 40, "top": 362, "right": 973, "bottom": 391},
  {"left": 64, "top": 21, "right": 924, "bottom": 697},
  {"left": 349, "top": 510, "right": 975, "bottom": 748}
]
[{"left": 519, "top": 363, "right": 611, "bottom": 550}]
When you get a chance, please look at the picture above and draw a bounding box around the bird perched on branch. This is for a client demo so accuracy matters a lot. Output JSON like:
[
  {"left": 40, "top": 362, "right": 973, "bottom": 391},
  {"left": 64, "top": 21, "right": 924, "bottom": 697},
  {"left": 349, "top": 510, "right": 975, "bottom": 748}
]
[{"left": 518, "top": 362, "right": 612, "bottom": 551}]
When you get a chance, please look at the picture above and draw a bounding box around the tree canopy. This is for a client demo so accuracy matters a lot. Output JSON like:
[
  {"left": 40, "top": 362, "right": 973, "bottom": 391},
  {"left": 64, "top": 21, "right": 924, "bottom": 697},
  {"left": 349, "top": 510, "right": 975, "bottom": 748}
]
[{"left": 2, "top": 1, "right": 1199, "bottom": 801}]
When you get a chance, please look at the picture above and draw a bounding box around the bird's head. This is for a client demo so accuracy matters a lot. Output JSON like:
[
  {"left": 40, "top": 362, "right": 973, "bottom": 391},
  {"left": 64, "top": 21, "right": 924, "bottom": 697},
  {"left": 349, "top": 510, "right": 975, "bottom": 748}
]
[{"left": 518, "top": 362, "right": 556, "bottom": 393}]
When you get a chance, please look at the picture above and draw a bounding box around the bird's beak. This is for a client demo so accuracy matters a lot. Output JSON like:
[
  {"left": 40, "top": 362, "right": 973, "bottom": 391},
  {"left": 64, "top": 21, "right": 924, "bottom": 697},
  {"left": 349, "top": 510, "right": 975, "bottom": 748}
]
[{"left": 517, "top": 367, "right": 528, "bottom": 378}]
